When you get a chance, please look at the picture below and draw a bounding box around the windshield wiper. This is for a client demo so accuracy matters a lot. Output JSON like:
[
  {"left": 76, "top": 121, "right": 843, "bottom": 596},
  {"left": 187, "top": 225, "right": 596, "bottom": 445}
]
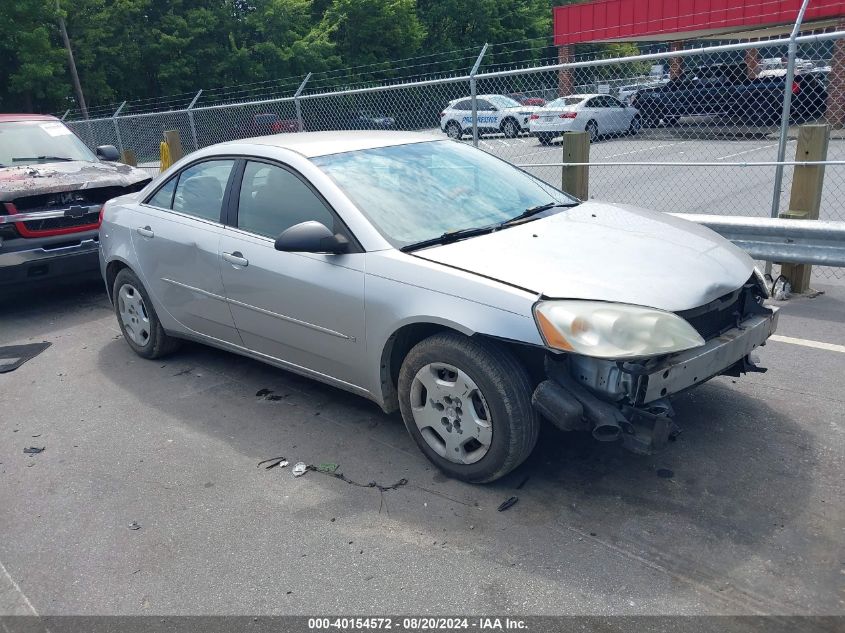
[
  {"left": 498, "top": 201, "right": 579, "bottom": 228},
  {"left": 401, "top": 201, "right": 580, "bottom": 253},
  {"left": 400, "top": 224, "right": 498, "bottom": 252},
  {"left": 11, "top": 156, "right": 75, "bottom": 163}
]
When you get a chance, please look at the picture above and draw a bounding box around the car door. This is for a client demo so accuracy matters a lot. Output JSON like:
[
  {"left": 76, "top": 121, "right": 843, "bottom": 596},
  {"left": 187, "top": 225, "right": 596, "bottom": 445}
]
[
  {"left": 582, "top": 97, "right": 607, "bottom": 131},
  {"left": 131, "top": 159, "right": 243, "bottom": 345},
  {"left": 605, "top": 96, "right": 631, "bottom": 133},
  {"left": 218, "top": 159, "right": 366, "bottom": 388}
]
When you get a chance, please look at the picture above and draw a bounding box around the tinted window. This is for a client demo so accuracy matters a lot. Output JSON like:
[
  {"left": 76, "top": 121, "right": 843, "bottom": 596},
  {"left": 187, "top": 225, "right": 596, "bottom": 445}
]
[
  {"left": 172, "top": 160, "right": 234, "bottom": 222},
  {"left": 236, "top": 161, "right": 334, "bottom": 238},
  {"left": 453, "top": 100, "right": 471, "bottom": 111},
  {"left": 477, "top": 100, "right": 495, "bottom": 110},
  {"left": 148, "top": 177, "right": 176, "bottom": 208}
]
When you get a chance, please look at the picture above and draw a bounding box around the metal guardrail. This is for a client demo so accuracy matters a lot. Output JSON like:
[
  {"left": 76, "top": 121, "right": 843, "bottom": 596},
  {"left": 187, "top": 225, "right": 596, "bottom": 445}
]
[{"left": 673, "top": 214, "right": 845, "bottom": 267}]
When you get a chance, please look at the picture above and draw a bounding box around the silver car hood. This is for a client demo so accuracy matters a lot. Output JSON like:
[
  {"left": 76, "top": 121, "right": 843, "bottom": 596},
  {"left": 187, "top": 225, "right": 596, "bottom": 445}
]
[{"left": 413, "top": 201, "right": 754, "bottom": 312}]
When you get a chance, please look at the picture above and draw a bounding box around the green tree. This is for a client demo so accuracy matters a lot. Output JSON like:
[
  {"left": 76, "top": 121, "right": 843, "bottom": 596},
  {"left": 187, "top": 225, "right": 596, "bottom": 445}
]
[{"left": 0, "top": 0, "right": 69, "bottom": 112}]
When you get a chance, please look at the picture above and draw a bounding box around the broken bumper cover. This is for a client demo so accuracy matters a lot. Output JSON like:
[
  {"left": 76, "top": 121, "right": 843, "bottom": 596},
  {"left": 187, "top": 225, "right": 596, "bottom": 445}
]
[{"left": 532, "top": 307, "right": 779, "bottom": 453}]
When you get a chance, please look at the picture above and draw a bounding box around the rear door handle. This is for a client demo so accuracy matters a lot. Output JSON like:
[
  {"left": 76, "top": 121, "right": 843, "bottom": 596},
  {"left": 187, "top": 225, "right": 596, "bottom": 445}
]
[
  {"left": 136, "top": 226, "right": 154, "bottom": 238},
  {"left": 222, "top": 251, "right": 249, "bottom": 267}
]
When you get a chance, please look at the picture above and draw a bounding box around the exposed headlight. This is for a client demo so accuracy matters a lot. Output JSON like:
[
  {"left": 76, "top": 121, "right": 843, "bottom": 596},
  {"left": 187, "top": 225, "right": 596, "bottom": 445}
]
[{"left": 533, "top": 300, "right": 705, "bottom": 359}]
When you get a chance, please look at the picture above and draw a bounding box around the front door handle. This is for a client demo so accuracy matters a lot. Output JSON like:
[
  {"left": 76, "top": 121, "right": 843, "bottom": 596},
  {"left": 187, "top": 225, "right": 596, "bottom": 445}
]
[
  {"left": 222, "top": 251, "right": 249, "bottom": 267},
  {"left": 136, "top": 226, "right": 154, "bottom": 238}
]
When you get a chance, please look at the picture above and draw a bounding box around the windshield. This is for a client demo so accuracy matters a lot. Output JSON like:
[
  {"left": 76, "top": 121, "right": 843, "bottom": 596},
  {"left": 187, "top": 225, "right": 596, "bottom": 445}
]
[
  {"left": 312, "top": 140, "right": 577, "bottom": 247},
  {"left": 547, "top": 97, "right": 585, "bottom": 107},
  {"left": 0, "top": 120, "right": 96, "bottom": 167},
  {"left": 488, "top": 95, "right": 522, "bottom": 109}
]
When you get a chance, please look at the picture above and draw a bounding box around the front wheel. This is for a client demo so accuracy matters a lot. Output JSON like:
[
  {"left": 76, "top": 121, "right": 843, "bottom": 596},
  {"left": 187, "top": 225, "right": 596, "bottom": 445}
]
[
  {"left": 398, "top": 332, "right": 539, "bottom": 483},
  {"left": 628, "top": 115, "right": 641, "bottom": 135},
  {"left": 112, "top": 268, "right": 180, "bottom": 359}
]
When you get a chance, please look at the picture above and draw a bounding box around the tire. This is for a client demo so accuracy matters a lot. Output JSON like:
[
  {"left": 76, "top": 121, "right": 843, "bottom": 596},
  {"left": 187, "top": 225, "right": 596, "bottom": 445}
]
[
  {"left": 397, "top": 332, "right": 539, "bottom": 483},
  {"left": 537, "top": 134, "right": 551, "bottom": 146},
  {"left": 628, "top": 115, "right": 641, "bottom": 135},
  {"left": 445, "top": 121, "right": 462, "bottom": 139},
  {"left": 585, "top": 120, "right": 598, "bottom": 143},
  {"left": 501, "top": 118, "right": 519, "bottom": 139},
  {"left": 662, "top": 116, "right": 679, "bottom": 127},
  {"left": 112, "top": 268, "right": 180, "bottom": 359}
]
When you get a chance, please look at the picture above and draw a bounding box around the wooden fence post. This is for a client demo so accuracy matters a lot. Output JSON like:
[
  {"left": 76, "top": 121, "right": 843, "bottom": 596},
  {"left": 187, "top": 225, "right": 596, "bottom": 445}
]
[
  {"left": 779, "top": 124, "right": 830, "bottom": 293},
  {"left": 561, "top": 131, "right": 589, "bottom": 200},
  {"left": 164, "top": 130, "right": 185, "bottom": 163}
]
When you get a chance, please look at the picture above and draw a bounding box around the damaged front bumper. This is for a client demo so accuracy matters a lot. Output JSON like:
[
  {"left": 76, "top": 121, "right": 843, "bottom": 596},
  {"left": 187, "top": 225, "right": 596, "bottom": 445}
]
[{"left": 532, "top": 307, "right": 779, "bottom": 454}]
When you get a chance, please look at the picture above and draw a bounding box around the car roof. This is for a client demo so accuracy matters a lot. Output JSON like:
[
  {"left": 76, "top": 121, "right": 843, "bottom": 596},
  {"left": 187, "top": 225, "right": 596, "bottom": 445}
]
[
  {"left": 448, "top": 94, "right": 516, "bottom": 105},
  {"left": 221, "top": 130, "right": 443, "bottom": 158},
  {"left": 0, "top": 113, "right": 59, "bottom": 122}
]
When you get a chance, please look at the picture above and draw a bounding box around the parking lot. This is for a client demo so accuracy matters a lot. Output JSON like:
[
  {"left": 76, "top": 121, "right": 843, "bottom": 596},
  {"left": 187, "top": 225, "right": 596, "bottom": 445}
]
[{"left": 1, "top": 273, "right": 842, "bottom": 616}]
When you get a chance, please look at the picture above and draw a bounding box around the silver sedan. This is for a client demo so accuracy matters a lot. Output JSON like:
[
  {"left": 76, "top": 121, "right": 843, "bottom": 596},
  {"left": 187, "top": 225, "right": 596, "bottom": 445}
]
[{"left": 99, "top": 131, "right": 778, "bottom": 483}]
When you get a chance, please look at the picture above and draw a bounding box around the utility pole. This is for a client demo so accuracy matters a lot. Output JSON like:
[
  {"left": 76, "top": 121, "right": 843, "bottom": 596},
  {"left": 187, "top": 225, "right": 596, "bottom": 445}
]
[{"left": 56, "top": 0, "right": 88, "bottom": 119}]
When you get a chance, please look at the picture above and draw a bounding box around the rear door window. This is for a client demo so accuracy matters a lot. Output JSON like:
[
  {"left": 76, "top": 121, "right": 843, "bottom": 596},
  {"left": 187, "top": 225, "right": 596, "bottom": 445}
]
[{"left": 171, "top": 160, "right": 235, "bottom": 222}]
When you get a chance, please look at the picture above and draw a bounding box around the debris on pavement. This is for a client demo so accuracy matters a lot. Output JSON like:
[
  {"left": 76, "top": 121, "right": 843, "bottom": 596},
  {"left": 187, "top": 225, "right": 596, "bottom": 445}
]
[
  {"left": 257, "top": 456, "right": 289, "bottom": 470},
  {"left": 0, "top": 342, "right": 51, "bottom": 374},
  {"left": 255, "top": 388, "right": 284, "bottom": 401},
  {"left": 292, "top": 462, "right": 308, "bottom": 477},
  {"left": 316, "top": 462, "right": 339, "bottom": 473},
  {"left": 657, "top": 468, "right": 674, "bottom": 479},
  {"left": 497, "top": 496, "right": 519, "bottom": 512},
  {"left": 128, "top": 521, "right": 141, "bottom": 530},
  {"left": 23, "top": 447, "right": 45, "bottom": 455}
]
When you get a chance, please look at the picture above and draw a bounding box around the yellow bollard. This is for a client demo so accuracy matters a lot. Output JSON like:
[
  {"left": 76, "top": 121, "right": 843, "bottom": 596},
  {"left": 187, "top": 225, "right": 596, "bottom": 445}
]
[{"left": 159, "top": 141, "right": 172, "bottom": 172}]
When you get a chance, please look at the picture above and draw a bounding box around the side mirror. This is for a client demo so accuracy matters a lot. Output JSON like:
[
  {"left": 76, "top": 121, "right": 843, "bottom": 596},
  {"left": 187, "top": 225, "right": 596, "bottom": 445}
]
[
  {"left": 274, "top": 221, "right": 349, "bottom": 255},
  {"left": 96, "top": 145, "right": 120, "bottom": 161}
]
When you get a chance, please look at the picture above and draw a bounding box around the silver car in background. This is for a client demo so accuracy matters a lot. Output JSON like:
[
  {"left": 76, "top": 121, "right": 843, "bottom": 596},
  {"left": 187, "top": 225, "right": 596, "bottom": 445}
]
[{"left": 99, "top": 131, "right": 777, "bottom": 483}]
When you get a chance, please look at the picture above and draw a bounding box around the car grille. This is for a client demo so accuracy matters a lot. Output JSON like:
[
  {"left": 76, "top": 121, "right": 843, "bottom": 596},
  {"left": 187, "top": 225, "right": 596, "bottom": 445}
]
[
  {"left": 676, "top": 276, "right": 764, "bottom": 341},
  {"left": 5, "top": 185, "right": 134, "bottom": 237}
]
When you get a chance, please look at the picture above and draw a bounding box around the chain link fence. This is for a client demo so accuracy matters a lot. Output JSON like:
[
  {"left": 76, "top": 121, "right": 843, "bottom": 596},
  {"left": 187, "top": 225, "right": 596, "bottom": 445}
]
[{"left": 65, "top": 29, "right": 845, "bottom": 279}]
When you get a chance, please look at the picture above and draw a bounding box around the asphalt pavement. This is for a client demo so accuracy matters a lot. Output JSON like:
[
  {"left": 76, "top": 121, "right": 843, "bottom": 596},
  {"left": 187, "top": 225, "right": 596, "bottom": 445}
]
[{"left": 0, "top": 273, "right": 843, "bottom": 616}]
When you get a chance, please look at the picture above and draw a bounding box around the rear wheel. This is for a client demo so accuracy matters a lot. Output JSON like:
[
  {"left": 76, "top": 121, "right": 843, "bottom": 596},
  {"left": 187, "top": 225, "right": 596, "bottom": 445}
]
[
  {"left": 501, "top": 118, "right": 519, "bottom": 139},
  {"left": 537, "top": 134, "right": 552, "bottom": 146},
  {"left": 113, "top": 268, "right": 180, "bottom": 359},
  {"left": 585, "top": 120, "right": 598, "bottom": 142},
  {"left": 445, "top": 121, "right": 462, "bottom": 139},
  {"left": 398, "top": 332, "right": 539, "bottom": 483}
]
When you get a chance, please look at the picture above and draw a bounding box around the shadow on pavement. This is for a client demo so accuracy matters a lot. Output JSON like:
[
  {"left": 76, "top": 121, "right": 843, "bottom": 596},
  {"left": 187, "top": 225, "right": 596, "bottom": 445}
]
[{"left": 94, "top": 333, "right": 825, "bottom": 613}]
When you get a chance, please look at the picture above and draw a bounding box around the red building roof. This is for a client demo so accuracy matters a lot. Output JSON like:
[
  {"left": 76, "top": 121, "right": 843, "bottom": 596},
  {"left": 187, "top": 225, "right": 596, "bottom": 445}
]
[{"left": 554, "top": 0, "right": 845, "bottom": 46}]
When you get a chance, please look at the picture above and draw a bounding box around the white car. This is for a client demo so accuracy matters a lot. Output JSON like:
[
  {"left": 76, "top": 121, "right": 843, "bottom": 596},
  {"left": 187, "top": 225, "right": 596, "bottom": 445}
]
[
  {"left": 439, "top": 94, "right": 539, "bottom": 139},
  {"left": 529, "top": 94, "right": 641, "bottom": 145}
]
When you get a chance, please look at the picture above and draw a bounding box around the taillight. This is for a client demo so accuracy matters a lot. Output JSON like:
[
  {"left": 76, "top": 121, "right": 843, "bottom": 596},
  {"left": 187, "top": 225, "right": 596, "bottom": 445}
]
[
  {"left": 792, "top": 80, "right": 801, "bottom": 95},
  {"left": 559, "top": 112, "right": 577, "bottom": 119},
  {"left": 97, "top": 204, "right": 105, "bottom": 226},
  {"left": 529, "top": 114, "right": 540, "bottom": 120}
]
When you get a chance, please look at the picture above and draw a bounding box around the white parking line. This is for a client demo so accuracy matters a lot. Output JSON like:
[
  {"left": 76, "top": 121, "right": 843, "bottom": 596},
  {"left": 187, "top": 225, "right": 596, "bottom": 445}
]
[
  {"left": 0, "top": 558, "right": 39, "bottom": 616},
  {"left": 717, "top": 143, "right": 780, "bottom": 160},
  {"left": 769, "top": 334, "right": 845, "bottom": 354},
  {"left": 601, "top": 141, "right": 687, "bottom": 159}
]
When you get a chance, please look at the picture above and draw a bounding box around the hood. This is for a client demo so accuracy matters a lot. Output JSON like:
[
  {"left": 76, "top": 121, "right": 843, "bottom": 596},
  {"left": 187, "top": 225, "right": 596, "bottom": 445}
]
[
  {"left": 0, "top": 160, "right": 151, "bottom": 202},
  {"left": 413, "top": 201, "right": 754, "bottom": 313}
]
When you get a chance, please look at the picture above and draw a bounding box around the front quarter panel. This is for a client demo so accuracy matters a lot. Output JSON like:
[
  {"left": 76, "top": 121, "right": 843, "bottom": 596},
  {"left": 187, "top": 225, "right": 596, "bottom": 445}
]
[{"left": 363, "top": 249, "right": 543, "bottom": 404}]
